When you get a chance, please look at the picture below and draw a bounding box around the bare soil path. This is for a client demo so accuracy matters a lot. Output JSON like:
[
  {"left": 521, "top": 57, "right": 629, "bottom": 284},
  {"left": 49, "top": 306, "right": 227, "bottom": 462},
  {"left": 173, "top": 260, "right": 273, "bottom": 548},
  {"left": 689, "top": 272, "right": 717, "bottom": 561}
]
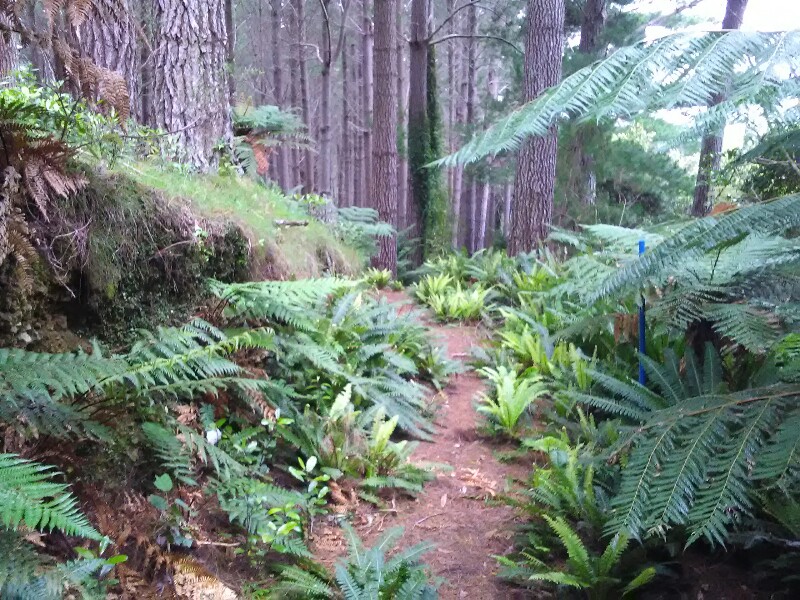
[{"left": 312, "top": 292, "right": 530, "bottom": 599}]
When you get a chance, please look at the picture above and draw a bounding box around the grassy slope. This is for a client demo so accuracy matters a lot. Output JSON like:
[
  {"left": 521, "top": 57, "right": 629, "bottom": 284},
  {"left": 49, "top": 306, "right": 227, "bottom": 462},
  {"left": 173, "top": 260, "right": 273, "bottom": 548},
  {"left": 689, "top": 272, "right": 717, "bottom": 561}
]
[{"left": 123, "top": 162, "right": 362, "bottom": 278}]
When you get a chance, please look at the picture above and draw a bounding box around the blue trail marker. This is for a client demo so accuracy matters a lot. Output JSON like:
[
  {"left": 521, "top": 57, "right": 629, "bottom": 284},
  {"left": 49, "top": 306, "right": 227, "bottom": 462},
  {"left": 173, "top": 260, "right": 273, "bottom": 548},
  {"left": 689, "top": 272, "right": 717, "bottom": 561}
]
[{"left": 638, "top": 240, "right": 646, "bottom": 385}]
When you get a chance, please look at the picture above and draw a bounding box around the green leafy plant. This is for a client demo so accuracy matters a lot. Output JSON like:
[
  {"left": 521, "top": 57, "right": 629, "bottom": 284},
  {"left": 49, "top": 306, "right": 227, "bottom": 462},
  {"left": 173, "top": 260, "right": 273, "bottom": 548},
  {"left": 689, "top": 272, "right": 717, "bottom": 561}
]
[
  {"left": 147, "top": 473, "right": 195, "bottom": 548},
  {"left": 413, "top": 273, "right": 455, "bottom": 304},
  {"left": 268, "top": 525, "right": 438, "bottom": 599},
  {"left": 476, "top": 367, "right": 547, "bottom": 436},
  {"left": 362, "top": 267, "right": 393, "bottom": 289},
  {"left": 499, "top": 515, "right": 655, "bottom": 600},
  {"left": 521, "top": 435, "right": 607, "bottom": 532},
  {"left": 0, "top": 453, "right": 102, "bottom": 541},
  {"left": 426, "top": 285, "right": 493, "bottom": 322}
]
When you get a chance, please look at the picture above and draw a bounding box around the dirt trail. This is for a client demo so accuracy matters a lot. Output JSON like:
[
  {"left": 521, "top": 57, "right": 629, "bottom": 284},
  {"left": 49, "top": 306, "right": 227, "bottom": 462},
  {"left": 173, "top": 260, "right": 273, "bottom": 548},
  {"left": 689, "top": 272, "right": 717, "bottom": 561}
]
[{"left": 313, "top": 292, "right": 530, "bottom": 599}]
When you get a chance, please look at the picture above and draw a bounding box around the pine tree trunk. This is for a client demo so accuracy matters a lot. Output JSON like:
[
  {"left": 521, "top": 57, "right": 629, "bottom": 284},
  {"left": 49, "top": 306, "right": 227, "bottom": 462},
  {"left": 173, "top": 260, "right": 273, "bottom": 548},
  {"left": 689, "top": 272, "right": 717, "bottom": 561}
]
[
  {"left": 294, "top": 0, "right": 314, "bottom": 192},
  {"left": 271, "top": 0, "right": 290, "bottom": 191},
  {"left": 407, "top": 0, "right": 428, "bottom": 247},
  {"left": 341, "top": 44, "right": 352, "bottom": 206},
  {"left": 79, "top": 0, "right": 139, "bottom": 119},
  {"left": 351, "top": 40, "right": 363, "bottom": 205},
  {"left": 477, "top": 181, "right": 490, "bottom": 250},
  {"left": 690, "top": 0, "right": 748, "bottom": 217},
  {"left": 288, "top": 5, "right": 301, "bottom": 187},
  {"left": 396, "top": 0, "right": 408, "bottom": 231},
  {"left": 509, "top": 0, "right": 565, "bottom": 254},
  {"left": 372, "top": 0, "right": 398, "bottom": 271},
  {"left": 136, "top": 0, "right": 155, "bottom": 125},
  {"left": 224, "top": 0, "right": 235, "bottom": 100},
  {"left": 502, "top": 182, "right": 512, "bottom": 237},
  {"left": 361, "top": 0, "right": 374, "bottom": 208},
  {"left": 153, "top": 0, "right": 232, "bottom": 172},
  {"left": 459, "top": 3, "right": 477, "bottom": 252},
  {"left": 0, "top": 11, "right": 18, "bottom": 76},
  {"left": 319, "top": 0, "right": 333, "bottom": 196}
]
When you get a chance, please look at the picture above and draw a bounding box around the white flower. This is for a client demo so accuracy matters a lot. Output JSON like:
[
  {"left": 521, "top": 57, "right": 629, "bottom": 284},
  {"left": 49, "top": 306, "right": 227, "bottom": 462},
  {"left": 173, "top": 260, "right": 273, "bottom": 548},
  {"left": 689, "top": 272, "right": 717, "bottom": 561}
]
[{"left": 206, "top": 428, "right": 222, "bottom": 445}]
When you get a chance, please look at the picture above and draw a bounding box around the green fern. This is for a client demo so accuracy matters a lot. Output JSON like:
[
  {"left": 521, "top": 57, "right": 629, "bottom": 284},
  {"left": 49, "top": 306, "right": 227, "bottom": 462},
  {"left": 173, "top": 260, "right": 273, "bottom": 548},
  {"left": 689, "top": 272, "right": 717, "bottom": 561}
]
[
  {"left": 0, "top": 453, "right": 101, "bottom": 540},
  {"left": 572, "top": 347, "right": 800, "bottom": 545},
  {"left": 269, "top": 525, "right": 437, "bottom": 599},
  {"left": 441, "top": 31, "right": 800, "bottom": 165},
  {"left": 501, "top": 515, "right": 655, "bottom": 600},
  {"left": 0, "top": 530, "right": 108, "bottom": 600},
  {"left": 210, "top": 278, "right": 353, "bottom": 329},
  {"left": 142, "top": 422, "right": 247, "bottom": 485}
]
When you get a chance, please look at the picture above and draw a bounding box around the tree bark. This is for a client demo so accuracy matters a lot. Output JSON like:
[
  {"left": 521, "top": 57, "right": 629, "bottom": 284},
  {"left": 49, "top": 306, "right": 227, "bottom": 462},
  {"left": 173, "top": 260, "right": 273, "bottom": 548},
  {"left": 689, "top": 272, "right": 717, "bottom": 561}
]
[
  {"left": 319, "top": 0, "right": 334, "bottom": 196},
  {"left": 407, "top": 0, "right": 428, "bottom": 244},
  {"left": 0, "top": 10, "right": 18, "bottom": 76},
  {"left": 153, "top": 0, "right": 232, "bottom": 172},
  {"left": 224, "top": 0, "right": 235, "bottom": 101},
  {"left": 294, "top": 0, "right": 314, "bottom": 192},
  {"left": 371, "top": 0, "right": 398, "bottom": 271},
  {"left": 341, "top": 40, "right": 352, "bottom": 205},
  {"left": 509, "top": 0, "right": 565, "bottom": 254},
  {"left": 361, "top": 0, "right": 374, "bottom": 208},
  {"left": 572, "top": 0, "right": 606, "bottom": 205},
  {"left": 477, "top": 180, "right": 490, "bottom": 250},
  {"left": 270, "top": 0, "right": 290, "bottom": 190},
  {"left": 351, "top": 40, "right": 363, "bottom": 205},
  {"left": 578, "top": 0, "right": 606, "bottom": 54},
  {"left": 502, "top": 182, "right": 512, "bottom": 237},
  {"left": 79, "top": 0, "right": 139, "bottom": 119},
  {"left": 396, "top": 0, "right": 408, "bottom": 230},
  {"left": 690, "top": 0, "right": 748, "bottom": 217},
  {"left": 449, "top": 6, "right": 464, "bottom": 250},
  {"left": 288, "top": 3, "right": 301, "bottom": 188}
]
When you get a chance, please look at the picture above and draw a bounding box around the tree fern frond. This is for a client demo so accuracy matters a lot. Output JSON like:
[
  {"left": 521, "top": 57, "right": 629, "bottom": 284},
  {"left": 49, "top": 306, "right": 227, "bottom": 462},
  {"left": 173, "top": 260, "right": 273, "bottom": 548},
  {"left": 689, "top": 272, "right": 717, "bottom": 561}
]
[
  {"left": 0, "top": 346, "right": 122, "bottom": 401},
  {"left": 592, "top": 194, "right": 800, "bottom": 302},
  {"left": 441, "top": 31, "right": 800, "bottom": 165},
  {"left": 0, "top": 454, "right": 101, "bottom": 540},
  {"left": 752, "top": 408, "right": 800, "bottom": 490},
  {"left": 688, "top": 398, "right": 784, "bottom": 546}
]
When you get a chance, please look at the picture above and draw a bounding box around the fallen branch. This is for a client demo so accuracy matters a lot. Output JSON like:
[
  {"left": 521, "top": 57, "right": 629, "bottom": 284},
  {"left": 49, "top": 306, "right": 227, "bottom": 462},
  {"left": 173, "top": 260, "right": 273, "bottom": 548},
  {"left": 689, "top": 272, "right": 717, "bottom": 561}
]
[
  {"left": 274, "top": 219, "right": 310, "bottom": 227},
  {"left": 414, "top": 512, "right": 445, "bottom": 528}
]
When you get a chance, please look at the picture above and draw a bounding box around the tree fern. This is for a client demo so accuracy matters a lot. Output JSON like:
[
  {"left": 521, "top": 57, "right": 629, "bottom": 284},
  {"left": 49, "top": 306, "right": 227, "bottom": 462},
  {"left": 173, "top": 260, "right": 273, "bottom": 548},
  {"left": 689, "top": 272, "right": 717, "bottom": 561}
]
[
  {"left": 557, "top": 204, "right": 800, "bottom": 353},
  {"left": 572, "top": 347, "right": 800, "bottom": 545},
  {"left": 441, "top": 31, "right": 800, "bottom": 165}
]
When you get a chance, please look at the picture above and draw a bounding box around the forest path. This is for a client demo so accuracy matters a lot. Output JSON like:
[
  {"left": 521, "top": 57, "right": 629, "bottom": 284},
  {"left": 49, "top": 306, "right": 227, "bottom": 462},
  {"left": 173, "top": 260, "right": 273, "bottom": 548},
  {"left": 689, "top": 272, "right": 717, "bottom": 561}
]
[{"left": 312, "top": 291, "right": 530, "bottom": 599}]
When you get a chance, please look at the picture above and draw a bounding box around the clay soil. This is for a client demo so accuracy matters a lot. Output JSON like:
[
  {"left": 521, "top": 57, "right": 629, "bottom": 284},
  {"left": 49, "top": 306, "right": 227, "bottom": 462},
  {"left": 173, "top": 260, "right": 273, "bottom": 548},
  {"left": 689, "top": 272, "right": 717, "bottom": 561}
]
[{"left": 312, "top": 292, "right": 531, "bottom": 599}]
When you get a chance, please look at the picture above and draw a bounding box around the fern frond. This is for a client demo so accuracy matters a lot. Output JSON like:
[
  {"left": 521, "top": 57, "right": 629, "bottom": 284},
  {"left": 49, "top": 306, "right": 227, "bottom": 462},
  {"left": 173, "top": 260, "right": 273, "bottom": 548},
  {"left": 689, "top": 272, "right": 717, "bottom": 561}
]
[
  {"left": 269, "top": 565, "right": 335, "bottom": 599},
  {"left": 0, "top": 454, "right": 101, "bottom": 540},
  {"left": 542, "top": 515, "right": 592, "bottom": 582},
  {"left": 210, "top": 278, "right": 353, "bottom": 328},
  {"left": 441, "top": 31, "right": 800, "bottom": 165}
]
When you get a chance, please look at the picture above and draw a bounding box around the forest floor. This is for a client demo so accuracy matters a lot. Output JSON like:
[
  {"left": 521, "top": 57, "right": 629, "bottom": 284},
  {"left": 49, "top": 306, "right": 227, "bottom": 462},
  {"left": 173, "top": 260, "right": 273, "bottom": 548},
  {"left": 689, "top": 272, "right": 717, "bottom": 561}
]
[{"left": 312, "top": 292, "right": 532, "bottom": 599}]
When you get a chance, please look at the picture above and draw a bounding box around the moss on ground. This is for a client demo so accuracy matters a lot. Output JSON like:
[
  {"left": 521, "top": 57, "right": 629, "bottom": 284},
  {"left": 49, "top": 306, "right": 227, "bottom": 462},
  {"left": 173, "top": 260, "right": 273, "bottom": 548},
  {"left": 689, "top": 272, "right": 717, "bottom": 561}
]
[
  {"left": 124, "top": 163, "right": 362, "bottom": 278},
  {"left": 1, "top": 164, "right": 364, "bottom": 346}
]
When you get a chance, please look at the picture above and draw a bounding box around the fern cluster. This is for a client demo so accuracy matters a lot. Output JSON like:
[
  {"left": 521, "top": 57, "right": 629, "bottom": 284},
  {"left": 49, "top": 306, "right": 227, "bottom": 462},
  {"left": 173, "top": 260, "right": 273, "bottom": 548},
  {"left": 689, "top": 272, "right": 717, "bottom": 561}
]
[
  {"left": 443, "top": 31, "right": 800, "bottom": 165},
  {"left": 268, "top": 526, "right": 438, "bottom": 599}
]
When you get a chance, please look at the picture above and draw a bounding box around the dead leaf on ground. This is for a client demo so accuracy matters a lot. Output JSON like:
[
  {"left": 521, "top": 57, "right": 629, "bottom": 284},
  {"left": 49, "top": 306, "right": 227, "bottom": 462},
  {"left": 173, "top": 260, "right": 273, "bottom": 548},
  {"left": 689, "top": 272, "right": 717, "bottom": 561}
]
[{"left": 457, "top": 468, "right": 497, "bottom": 497}]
